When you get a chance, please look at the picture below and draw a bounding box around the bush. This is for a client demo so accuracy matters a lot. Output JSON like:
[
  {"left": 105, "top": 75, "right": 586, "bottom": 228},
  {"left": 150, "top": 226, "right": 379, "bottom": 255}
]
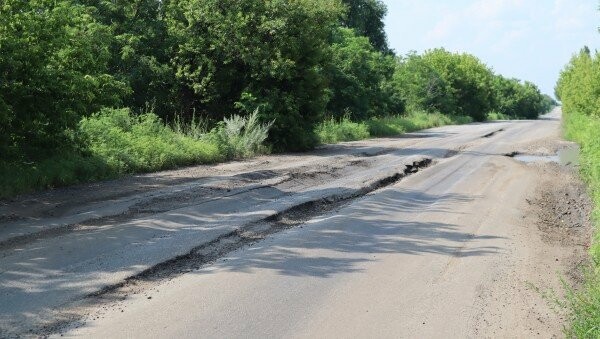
[
  {"left": 206, "top": 110, "right": 273, "bottom": 159},
  {"left": 316, "top": 116, "right": 371, "bottom": 144},
  {"left": 392, "top": 49, "right": 495, "bottom": 121},
  {"left": 0, "top": 154, "right": 115, "bottom": 198},
  {"left": 368, "top": 111, "right": 472, "bottom": 137},
  {"left": 166, "top": 0, "right": 344, "bottom": 151},
  {"left": 0, "top": 0, "right": 127, "bottom": 158},
  {"left": 316, "top": 111, "right": 473, "bottom": 143},
  {"left": 486, "top": 111, "right": 513, "bottom": 121},
  {"left": 325, "top": 28, "right": 402, "bottom": 121},
  {"left": 79, "top": 108, "right": 224, "bottom": 173}
]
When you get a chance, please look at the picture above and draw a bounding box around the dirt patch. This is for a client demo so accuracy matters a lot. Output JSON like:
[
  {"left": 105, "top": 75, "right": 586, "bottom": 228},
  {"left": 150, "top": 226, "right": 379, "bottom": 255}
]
[
  {"left": 527, "top": 164, "right": 593, "bottom": 248},
  {"left": 472, "top": 156, "right": 593, "bottom": 338}
]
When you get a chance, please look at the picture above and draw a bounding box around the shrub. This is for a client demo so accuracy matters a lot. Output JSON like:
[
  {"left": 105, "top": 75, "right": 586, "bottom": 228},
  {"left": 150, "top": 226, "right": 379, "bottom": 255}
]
[
  {"left": 206, "top": 110, "right": 273, "bottom": 159},
  {"left": 556, "top": 47, "right": 600, "bottom": 337},
  {"left": 316, "top": 116, "right": 371, "bottom": 144},
  {"left": 79, "top": 108, "right": 224, "bottom": 173},
  {"left": 325, "top": 28, "right": 402, "bottom": 121},
  {"left": 0, "top": 0, "right": 127, "bottom": 158},
  {"left": 166, "top": 0, "right": 344, "bottom": 151}
]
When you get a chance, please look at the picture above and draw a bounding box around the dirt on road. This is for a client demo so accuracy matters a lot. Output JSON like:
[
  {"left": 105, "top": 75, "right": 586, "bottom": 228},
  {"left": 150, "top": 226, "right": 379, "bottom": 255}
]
[{"left": 0, "top": 108, "right": 593, "bottom": 338}]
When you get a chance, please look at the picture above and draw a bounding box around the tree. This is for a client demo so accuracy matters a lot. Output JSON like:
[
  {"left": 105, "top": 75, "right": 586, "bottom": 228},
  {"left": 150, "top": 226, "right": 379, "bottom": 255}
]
[
  {"left": 421, "top": 49, "right": 495, "bottom": 121},
  {"left": 166, "top": 0, "right": 344, "bottom": 151},
  {"left": 78, "top": 0, "right": 177, "bottom": 118},
  {"left": 393, "top": 52, "right": 454, "bottom": 114},
  {"left": 341, "top": 0, "right": 389, "bottom": 53},
  {"left": 326, "top": 28, "right": 402, "bottom": 120},
  {"left": 0, "top": 0, "right": 126, "bottom": 158}
]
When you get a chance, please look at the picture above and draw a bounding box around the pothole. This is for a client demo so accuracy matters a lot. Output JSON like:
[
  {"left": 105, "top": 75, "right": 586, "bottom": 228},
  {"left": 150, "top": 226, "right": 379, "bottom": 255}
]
[
  {"left": 87, "top": 158, "right": 434, "bottom": 299},
  {"left": 504, "top": 147, "right": 580, "bottom": 166},
  {"left": 482, "top": 128, "right": 505, "bottom": 138}
]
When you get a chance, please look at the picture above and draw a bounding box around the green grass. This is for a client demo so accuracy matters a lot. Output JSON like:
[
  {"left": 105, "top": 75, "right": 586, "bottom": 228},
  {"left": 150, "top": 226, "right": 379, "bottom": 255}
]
[
  {"left": 316, "top": 111, "right": 473, "bottom": 143},
  {"left": 562, "top": 111, "right": 600, "bottom": 338},
  {"left": 315, "top": 116, "right": 370, "bottom": 143},
  {"left": 486, "top": 111, "right": 513, "bottom": 121},
  {"left": 0, "top": 108, "right": 271, "bottom": 198}
]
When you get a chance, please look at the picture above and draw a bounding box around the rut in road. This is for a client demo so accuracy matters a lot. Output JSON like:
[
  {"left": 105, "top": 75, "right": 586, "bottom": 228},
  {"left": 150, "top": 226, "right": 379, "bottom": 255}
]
[{"left": 91, "top": 159, "right": 434, "bottom": 299}]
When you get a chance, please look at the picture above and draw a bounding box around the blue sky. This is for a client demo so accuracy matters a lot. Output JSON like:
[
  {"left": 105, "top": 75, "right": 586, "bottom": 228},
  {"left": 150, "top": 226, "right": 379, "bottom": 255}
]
[{"left": 382, "top": 0, "right": 600, "bottom": 96}]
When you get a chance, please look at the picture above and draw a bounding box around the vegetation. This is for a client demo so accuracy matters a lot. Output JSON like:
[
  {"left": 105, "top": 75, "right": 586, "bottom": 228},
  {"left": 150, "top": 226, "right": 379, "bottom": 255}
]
[
  {"left": 1, "top": 0, "right": 554, "bottom": 198},
  {"left": 317, "top": 111, "right": 473, "bottom": 143},
  {"left": 1, "top": 109, "right": 270, "bottom": 197},
  {"left": 556, "top": 47, "right": 600, "bottom": 337}
]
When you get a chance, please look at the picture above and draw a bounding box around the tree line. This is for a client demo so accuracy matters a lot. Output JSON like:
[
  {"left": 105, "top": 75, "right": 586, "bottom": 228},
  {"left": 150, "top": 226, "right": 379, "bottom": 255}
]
[{"left": 1, "top": 0, "right": 555, "bottom": 187}]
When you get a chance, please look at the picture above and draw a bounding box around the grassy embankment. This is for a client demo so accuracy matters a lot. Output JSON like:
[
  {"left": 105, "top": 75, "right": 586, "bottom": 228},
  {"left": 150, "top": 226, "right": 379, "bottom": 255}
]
[{"left": 562, "top": 112, "right": 600, "bottom": 337}]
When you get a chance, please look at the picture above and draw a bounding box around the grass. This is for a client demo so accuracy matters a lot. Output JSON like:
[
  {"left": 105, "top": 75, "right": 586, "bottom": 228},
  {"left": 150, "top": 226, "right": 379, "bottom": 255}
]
[
  {"left": 0, "top": 108, "right": 271, "bottom": 198},
  {"left": 486, "top": 111, "right": 513, "bottom": 121},
  {"left": 562, "top": 111, "right": 600, "bottom": 338},
  {"left": 316, "top": 111, "right": 473, "bottom": 143},
  {"left": 315, "top": 116, "right": 370, "bottom": 144}
]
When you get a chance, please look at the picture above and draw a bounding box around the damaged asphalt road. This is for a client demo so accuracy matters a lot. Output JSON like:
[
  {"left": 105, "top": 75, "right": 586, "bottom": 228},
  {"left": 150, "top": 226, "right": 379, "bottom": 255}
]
[{"left": 0, "top": 108, "right": 591, "bottom": 338}]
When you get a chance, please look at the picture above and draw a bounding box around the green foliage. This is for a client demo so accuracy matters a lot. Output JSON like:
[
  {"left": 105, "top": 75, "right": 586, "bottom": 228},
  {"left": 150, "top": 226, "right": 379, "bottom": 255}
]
[
  {"left": 326, "top": 28, "right": 402, "bottom": 121},
  {"left": 317, "top": 111, "right": 472, "bottom": 143},
  {"left": 367, "top": 111, "right": 472, "bottom": 137},
  {"left": 421, "top": 49, "right": 495, "bottom": 121},
  {"left": 394, "top": 49, "right": 552, "bottom": 121},
  {"left": 556, "top": 47, "right": 600, "bottom": 337},
  {"left": 206, "top": 110, "right": 273, "bottom": 159},
  {"left": 79, "top": 0, "right": 177, "bottom": 117},
  {"left": 166, "top": 0, "right": 344, "bottom": 151},
  {"left": 486, "top": 111, "right": 513, "bottom": 121},
  {"left": 340, "top": 0, "right": 389, "bottom": 53},
  {"left": 0, "top": 0, "right": 127, "bottom": 157},
  {"left": 564, "top": 269, "right": 600, "bottom": 338},
  {"left": 0, "top": 0, "right": 552, "bottom": 198},
  {"left": 0, "top": 154, "right": 116, "bottom": 199},
  {"left": 492, "top": 76, "right": 549, "bottom": 119},
  {"left": 79, "top": 108, "right": 225, "bottom": 173},
  {"left": 1, "top": 108, "right": 274, "bottom": 197},
  {"left": 393, "top": 52, "right": 454, "bottom": 115},
  {"left": 316, "top": 116, "right": 371, "bottom": 143}
]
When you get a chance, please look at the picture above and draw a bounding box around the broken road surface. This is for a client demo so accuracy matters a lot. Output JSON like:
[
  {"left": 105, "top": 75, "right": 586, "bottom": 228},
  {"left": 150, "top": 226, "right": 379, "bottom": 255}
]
[{"left": 0, "top": 108, "right": 589, "bottom": 337}]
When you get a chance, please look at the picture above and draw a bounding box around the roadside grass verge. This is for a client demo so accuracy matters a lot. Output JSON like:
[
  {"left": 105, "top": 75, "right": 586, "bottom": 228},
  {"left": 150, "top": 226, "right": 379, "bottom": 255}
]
[
  {"left": 315, "top": 116, "right": 370, "bottom": 144},
  {"left": 486, "top": 111, "right": 513, "bottom": 121},
  {"left": 562, "top": 111, "right": 600, "bottom": 338},
  {"left": 316, "top": 111, "right": 473, "bottom": 143},
  {"left": 0, "top": 109, "right": 271, "bottom": 199}
]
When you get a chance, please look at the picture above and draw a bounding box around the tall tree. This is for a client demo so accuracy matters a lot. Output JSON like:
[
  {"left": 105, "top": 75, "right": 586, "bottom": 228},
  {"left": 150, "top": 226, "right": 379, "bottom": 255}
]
[
  {"left": 78, "top": 0, "right": 177, "bottom": 117},
  {"left": 326, "top": 28, "right": 401, "bottom": 120},
  {"left": 166, "top": 0, "right": 344, "bottom": 151},
  {"left": 341, "top": 0, "right": 389, "bottom": 53},
  {"left": 0, "top": 0, "right": 126, "bottom": 158}
]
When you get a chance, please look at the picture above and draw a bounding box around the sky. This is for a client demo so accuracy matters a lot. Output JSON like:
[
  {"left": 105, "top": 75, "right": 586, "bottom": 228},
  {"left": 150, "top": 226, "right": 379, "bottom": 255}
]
[{"left": 382, "top": 0, "right": 600, "bottom": 96}]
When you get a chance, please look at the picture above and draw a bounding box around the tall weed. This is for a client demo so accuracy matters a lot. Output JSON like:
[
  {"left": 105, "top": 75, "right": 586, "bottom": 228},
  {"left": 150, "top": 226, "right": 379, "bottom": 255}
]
[{"left": 206, "top": 110, "right": 273, "bottom": 158}]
